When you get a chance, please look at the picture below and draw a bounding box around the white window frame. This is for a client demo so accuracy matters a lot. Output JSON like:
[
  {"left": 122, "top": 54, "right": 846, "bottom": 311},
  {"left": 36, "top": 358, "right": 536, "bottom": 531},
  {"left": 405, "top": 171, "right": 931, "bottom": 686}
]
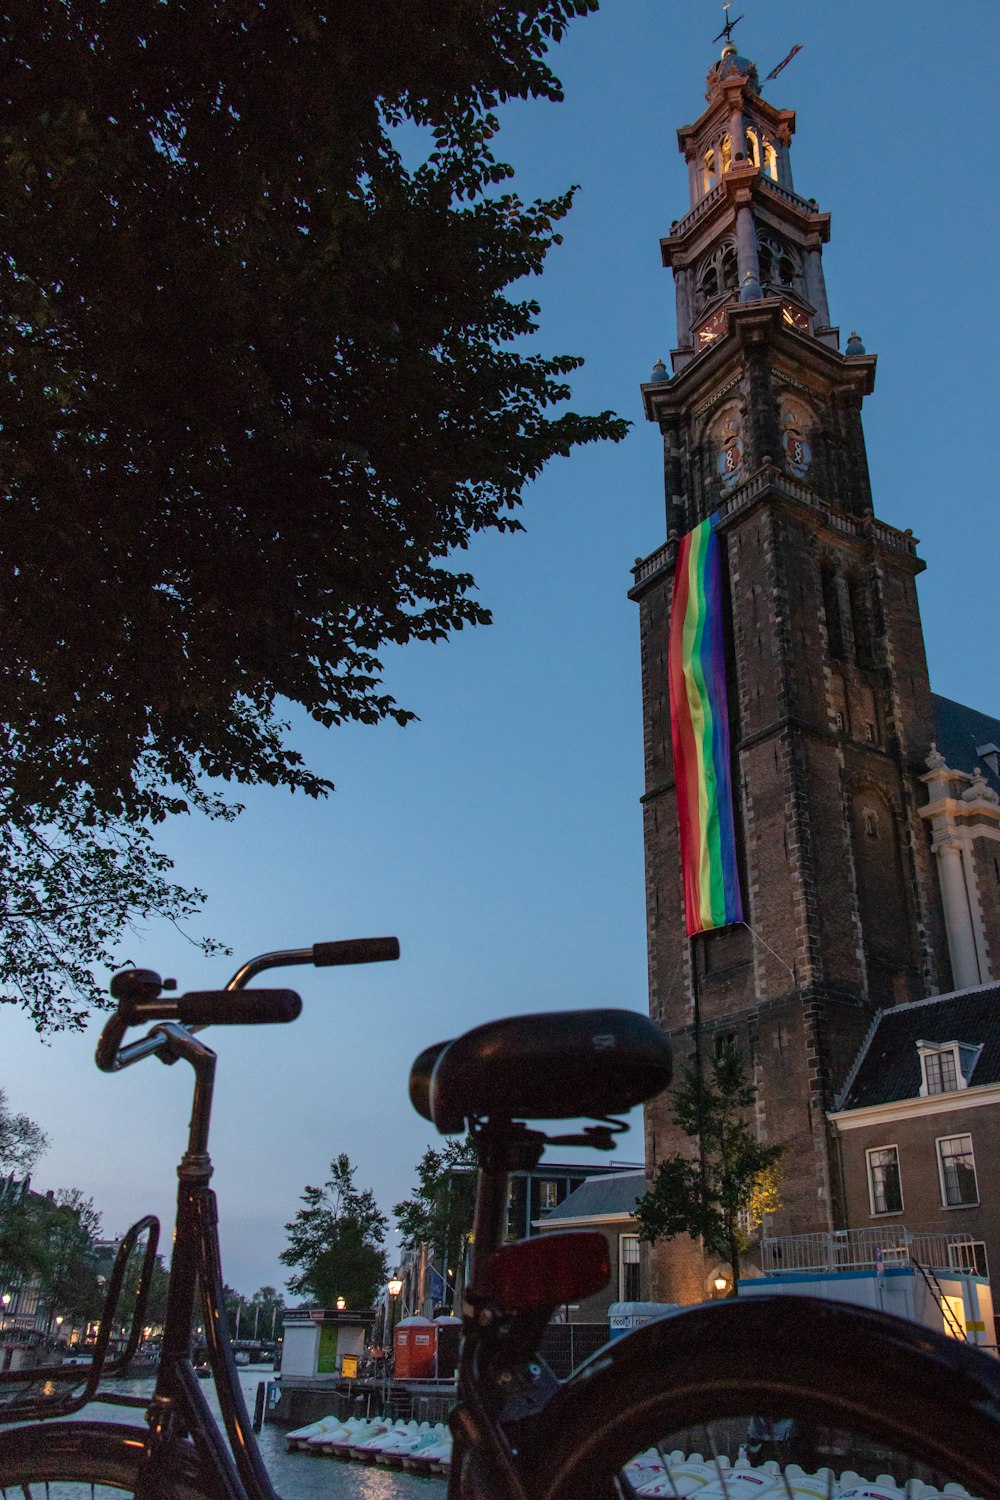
[
  {"left": 866, "top": 1144, "right": 904, "bottom": 1216},
  {"left": 936, "top": 1134, "right": 979, "bottom": 1209},
  {"left": 537, "top": 1180, "right": 560, "bottom": 1214},
  {"left": 917, "top": 1039, "right": 982, "bottom": 1097},
  {"left": 619, "top": 1234, "right": 641, "bottom": 1302}
]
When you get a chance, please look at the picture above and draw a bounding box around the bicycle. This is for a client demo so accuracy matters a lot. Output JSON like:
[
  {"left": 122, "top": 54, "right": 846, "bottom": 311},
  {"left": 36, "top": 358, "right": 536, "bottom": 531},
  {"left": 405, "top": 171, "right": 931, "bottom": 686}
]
[
  {"left": 0, "top": 937, "right": 400, "bottom": 1498},
  {"left": 408, "top": 1010, "right": 1000, "bottom": 1500},
  {"left": 4, "top": 956, "right": 1000, "bottom": 1500}
]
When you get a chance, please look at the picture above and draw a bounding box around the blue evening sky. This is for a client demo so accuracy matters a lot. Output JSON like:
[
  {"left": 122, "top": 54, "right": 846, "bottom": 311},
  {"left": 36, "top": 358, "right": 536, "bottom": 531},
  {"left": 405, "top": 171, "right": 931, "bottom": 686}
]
[{"left": 4, "top": 2, "right": 998, "bottom": 1297}]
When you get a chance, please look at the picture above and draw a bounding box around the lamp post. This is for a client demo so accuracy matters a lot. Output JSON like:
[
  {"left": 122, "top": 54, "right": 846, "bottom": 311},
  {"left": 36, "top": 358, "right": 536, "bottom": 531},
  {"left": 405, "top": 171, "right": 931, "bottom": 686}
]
[
  {"left": 383, "top": 1277, "right": 404, "bottom": 1409},
  {"left": 336, "top": 1297, "right": 346, "bottom": 1312},
  {"left": 1, "top": 1291, "right": 10, "bottom": 1330}
]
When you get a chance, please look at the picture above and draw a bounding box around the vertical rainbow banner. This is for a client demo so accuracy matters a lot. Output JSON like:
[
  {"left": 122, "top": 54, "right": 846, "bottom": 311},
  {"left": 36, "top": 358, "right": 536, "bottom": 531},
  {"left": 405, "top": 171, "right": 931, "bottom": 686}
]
[{"left": 668, "top": 514, "right": 743, "bottom": 936}]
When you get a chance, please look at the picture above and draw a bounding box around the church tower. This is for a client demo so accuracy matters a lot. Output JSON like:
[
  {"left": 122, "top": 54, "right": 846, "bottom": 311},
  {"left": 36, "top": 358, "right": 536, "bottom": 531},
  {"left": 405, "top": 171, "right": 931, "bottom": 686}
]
[{"left": 631, "top": 27, "right": 954, "bottom": 1303}]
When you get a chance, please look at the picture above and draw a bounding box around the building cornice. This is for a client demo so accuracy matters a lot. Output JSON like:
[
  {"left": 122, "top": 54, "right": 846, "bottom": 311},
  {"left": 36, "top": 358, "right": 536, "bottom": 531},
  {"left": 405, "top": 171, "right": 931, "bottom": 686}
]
[{"left": 828, "top": 1079, "right": 1000, "bottom": 1131}]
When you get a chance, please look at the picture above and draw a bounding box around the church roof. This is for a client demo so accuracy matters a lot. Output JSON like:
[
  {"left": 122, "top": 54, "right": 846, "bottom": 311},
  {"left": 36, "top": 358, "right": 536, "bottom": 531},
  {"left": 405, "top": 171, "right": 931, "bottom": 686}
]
[
  {"left": 536, "top": 1170, "right": 645, "bottom": 1225},
  {"left": 932, "top": 693, "right": 1000, "bottom": 793},
  {"left": 837, "top": 985, "right": 1000, "bottom": 1111}
]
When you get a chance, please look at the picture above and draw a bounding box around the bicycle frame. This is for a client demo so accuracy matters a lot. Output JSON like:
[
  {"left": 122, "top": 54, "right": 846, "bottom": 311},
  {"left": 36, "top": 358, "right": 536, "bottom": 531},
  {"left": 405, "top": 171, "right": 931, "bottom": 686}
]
[
  {"left": 446, "top": 1121, "right": 606, "bottom": 1500},
  {"left": 136, "top": 1021, "right": 279, "bottom": 1500}
]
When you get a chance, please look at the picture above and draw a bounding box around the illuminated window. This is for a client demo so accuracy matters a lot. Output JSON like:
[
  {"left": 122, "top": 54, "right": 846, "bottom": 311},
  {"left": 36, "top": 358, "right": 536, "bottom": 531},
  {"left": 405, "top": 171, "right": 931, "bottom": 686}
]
[
  {"left": 620, "top": 1235, "right": 641, "bottom": 1301},
  {"left": 937, "top": 1135, "right": 978, "bottom": 1208},
  {"left": 721, "top": 134, "right": 732, "bottom": 173},
  {"left": 704, "top": 149, "right": 717, "bottom": 193},
  {"left": 745, "top": 128, "right": 760, "bottom": 168},
  {"left": 867, "top": 1146, "right": 903, "bottom": 1215},
  {"left": 763, "top": 141, "right": 778, "bottom": 180},
  {"left": 537, "top": 1180, "right": 561, "bottom": 1213}
]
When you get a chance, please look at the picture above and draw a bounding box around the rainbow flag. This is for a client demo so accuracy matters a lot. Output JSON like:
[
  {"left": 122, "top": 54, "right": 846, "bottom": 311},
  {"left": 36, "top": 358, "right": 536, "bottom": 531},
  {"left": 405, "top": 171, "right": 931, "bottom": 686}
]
[{"left": 668, "top": 515, "right": 743, "bottom": 936}]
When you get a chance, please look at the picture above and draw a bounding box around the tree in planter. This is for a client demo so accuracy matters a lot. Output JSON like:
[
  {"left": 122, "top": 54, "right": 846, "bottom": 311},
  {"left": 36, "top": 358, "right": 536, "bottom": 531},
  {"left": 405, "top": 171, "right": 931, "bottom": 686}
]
[
  {"left": 0, "top": 0, "right": 625, "bottom": 1032},
  {"left": 394, "top": 1136, "right": 478, "bottom": 1310},
  {"left": 634, "top": 1048, "right": 783, "bottom": 1296},
  {"left": 280, "top": 1155, "right": 387, "bottom": 1310}
]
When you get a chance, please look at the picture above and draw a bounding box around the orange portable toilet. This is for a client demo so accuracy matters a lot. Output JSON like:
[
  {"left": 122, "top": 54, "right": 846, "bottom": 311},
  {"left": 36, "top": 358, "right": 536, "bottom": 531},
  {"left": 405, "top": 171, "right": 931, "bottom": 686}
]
[{"left": 393, "top": 1315, "right": 435, "bottom": 1379}]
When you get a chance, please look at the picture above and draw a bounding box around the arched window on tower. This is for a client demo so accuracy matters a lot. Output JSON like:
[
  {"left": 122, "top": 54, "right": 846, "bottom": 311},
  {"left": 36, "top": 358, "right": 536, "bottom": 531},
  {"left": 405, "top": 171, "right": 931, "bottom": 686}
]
[
  {"left": 820, "top": 559, "right": 844, "bottom": 662},
  {"left": 763, "top": 141, "right": 778, "bottom": 181},
  {"left": 704, "top": 148, "right": 717, "bottom": 194},
  {"left": 849, "top": 788, "right": 915, "bottom": 1007},
  {"left": 847, "top": 573, "right": 875, "bottom": 669},
  {"left": 757, "top": 234, "right": 800, "bottom": 293},
  {"left": 745, "top": 128, "right": 760, "bottom": 168},
  {"left": 721, "top": 244, "right": 738, "bottom": 290},
  {"left": 758, "top": 243, "right": 773, "bottom": 285},
  {"left": 721, "top": 135, "right": 732, "bottom": 174},
  {"left": 696, "top": 242, "right": 739, "bottom": 310}
]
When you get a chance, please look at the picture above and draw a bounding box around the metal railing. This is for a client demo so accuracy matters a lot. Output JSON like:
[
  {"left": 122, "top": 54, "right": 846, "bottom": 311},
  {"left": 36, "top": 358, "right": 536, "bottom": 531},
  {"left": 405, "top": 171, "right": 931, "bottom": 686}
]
[{"left": 761, "top": 1227, "right": 985, "bottom": 1277}]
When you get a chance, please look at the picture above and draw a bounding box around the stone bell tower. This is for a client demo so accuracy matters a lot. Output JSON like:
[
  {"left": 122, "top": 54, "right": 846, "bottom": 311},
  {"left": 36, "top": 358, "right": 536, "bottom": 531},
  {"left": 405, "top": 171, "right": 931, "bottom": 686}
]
[{"left": 631, "top": 28, "right": 954, "bottom": 1303}]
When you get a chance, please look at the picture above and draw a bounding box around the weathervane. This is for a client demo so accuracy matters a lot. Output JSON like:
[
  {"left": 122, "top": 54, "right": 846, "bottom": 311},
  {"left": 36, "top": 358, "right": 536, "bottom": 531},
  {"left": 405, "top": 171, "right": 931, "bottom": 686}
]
[{"left": 713, "top": 2, "right": 745, "bottom": 48}]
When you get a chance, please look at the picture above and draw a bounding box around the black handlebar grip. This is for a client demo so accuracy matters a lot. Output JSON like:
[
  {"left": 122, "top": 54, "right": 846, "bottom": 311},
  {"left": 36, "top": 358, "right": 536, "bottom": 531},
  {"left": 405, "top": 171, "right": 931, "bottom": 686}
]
[
  {"left": 176, "top": 989, "right": 303, "bottom": 1026},
  {"left": 312, "top": 937, "right": 400, "bottom": 967}
]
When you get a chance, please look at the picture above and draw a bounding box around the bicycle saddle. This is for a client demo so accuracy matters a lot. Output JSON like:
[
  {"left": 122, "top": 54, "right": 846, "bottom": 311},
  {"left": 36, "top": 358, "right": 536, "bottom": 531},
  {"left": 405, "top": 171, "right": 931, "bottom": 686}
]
[{"left": 410, "top": 1009, "right": 673, "bottom": 1134}]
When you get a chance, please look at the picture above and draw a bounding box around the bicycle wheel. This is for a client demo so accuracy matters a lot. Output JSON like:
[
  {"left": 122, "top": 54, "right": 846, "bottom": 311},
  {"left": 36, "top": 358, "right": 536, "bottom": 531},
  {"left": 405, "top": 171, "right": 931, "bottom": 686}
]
[
  {"left": 524, "top": 1297, "right": 1000, "bottom": 1500},
  {"left": 0, "top": 1421, "right": 222, "bottom": 1498}
]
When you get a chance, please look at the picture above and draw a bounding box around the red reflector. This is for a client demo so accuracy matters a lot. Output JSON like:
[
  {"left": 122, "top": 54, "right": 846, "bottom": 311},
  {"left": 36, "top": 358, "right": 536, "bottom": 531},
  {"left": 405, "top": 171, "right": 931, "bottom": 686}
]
[{"left": 488, "top": 1231, "right": 611, "bottom": 1312}]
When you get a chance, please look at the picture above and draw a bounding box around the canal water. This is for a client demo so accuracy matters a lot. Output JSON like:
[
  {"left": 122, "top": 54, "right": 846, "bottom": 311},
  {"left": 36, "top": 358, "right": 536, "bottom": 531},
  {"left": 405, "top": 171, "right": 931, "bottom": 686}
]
[{"left": 78, "top": 1367, "right": 448, "bottom": 1498}]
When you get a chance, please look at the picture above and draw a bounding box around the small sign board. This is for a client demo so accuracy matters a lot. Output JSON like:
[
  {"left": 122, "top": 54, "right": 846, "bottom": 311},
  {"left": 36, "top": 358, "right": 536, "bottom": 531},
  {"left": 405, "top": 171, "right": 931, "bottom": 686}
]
[{"left": 341, "top": 1353, "right": 358, "bottom": 1379}]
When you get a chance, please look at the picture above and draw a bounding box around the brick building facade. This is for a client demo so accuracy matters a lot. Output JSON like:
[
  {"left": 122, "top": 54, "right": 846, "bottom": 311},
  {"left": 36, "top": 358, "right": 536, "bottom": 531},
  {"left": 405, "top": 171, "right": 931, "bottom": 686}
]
[
  {"left": 829, "top": 987, "right": 1000, "bottom": 1297},
  {"left": 632, "top": 32, "right": 1000, "bottom": 1304}
]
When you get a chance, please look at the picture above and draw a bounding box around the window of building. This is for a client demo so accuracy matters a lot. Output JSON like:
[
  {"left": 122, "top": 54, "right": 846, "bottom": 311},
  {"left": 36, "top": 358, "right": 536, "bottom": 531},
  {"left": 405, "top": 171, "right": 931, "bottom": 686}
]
[
  {"left": 721, "top": 134, "right": 732, "bottom": 173},
  {"left": 704, "top": 149, "right": 717, "bottom": 193},
  {"left": 745, "top": 128, "right": 760, "bottom": 168},
  {"left": 918, "top": 1040, "right": 981, "bottom": 1096},
  {"left": 620, "top": 1235, "right": 642, "bottom": 1301},
  {"left": 948, "top": 1239, "right": 989, "bottom": 1279},
  {"left": 864, "top": 810, "right": 878, "bottom": 839},
  {"left": 537, "top": 1180, "right": 561, "bottom": 1214},
  {"left": 763, "top": 141, "right": 778, "bottom": 181},
  {"left": 937, "top": 1135, "right": 979, "bottom": 1208},
  {"left": 867, "top": 1145, "right": 903, "bottom": 1215}
]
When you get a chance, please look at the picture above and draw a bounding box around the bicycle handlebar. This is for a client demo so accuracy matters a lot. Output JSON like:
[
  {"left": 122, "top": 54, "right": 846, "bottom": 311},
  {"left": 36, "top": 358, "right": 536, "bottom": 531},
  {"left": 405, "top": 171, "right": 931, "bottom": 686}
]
[
  {"left": 176, "top": 989, "right": 302, "bottom": 1026},
  {"left": 97, "top": 936, "right": 399, "bottom": 1072}
]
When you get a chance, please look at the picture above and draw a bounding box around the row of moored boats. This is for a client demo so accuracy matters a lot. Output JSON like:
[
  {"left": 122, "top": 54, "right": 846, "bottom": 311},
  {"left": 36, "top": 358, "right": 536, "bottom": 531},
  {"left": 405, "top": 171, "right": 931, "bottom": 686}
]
[
  {"left": 623, "top": 1450, "right": 979, "bottom": 1500},
  {"left": 286, "top": 1414, "right": 452, "bottom": 1474}
]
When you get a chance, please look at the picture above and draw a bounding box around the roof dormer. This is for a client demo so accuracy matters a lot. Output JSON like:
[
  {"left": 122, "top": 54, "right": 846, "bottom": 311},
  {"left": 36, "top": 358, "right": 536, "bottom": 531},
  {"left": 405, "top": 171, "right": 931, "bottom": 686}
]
[{"left": 916, "top": 1038, "right": 983, "bottom": 1096}]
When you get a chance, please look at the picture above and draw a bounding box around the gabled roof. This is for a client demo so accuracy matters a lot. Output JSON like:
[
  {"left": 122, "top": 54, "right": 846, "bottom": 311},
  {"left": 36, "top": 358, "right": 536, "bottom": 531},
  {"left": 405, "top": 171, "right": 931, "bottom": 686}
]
[
  {"left": 932, "top": 694, "right": 1000, "bottom": 794},
  {"left": 838, "top": 985, "right": 1000, "bottom": 1110},
  {"left": 537, "top": 1170, "right": 645, "bottom": 1225}
]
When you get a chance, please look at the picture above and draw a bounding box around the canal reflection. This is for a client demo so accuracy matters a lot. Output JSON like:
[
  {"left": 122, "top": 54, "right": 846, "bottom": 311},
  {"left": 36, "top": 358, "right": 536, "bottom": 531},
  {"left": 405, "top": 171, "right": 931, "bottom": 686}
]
[{"left": 87, "top": 1369, "right": 447, "bottom": 1499}]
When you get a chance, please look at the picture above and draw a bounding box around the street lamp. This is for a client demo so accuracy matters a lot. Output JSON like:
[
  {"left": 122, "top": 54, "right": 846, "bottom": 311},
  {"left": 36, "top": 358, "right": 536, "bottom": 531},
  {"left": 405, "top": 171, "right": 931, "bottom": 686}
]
[
  {"left": 1, "top": 1292, "right": 10, "bottom": 1329},
  {"left": 386, "top": 1277, "right": 403, "bottom": 1352},
  {"left": 335, "top": 1297, "right": 346, "bottom": 1312}
]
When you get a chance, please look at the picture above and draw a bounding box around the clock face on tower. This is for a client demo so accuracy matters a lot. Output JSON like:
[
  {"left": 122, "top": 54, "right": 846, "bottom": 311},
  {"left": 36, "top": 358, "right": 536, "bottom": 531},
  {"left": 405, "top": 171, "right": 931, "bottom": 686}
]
[
  {"left": 781, "top": 302, "right": 809, "bottom": 334},
  {"left": 696, "top": 308, "right": 728, "bottom": 350}
]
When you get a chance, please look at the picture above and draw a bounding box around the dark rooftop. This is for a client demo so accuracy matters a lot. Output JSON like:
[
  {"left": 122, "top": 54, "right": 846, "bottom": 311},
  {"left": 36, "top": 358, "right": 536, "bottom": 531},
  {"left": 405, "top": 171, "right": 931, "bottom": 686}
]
[
  {"left": 537, "top": 1170, "right": 645, "bottom": 1225},
  {"left": 932, "top": 694, "right": 1000, "bottom": 794},
  {"left": 838, "top": 984, "right": 1000, "bottom": 1111}
]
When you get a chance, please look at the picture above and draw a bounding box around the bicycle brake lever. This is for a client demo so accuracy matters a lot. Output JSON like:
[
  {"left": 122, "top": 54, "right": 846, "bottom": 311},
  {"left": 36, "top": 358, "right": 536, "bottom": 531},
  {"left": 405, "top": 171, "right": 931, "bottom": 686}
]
[{"left": 544, "top": 1118, "right": 629, "bottom": 1151}]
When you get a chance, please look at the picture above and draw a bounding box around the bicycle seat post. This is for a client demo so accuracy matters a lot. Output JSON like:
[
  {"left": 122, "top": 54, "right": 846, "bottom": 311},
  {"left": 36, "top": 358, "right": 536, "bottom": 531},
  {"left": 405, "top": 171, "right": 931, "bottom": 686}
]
[{"left": 466, "top": 1120, "right": 545, "bottom": 1307}]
